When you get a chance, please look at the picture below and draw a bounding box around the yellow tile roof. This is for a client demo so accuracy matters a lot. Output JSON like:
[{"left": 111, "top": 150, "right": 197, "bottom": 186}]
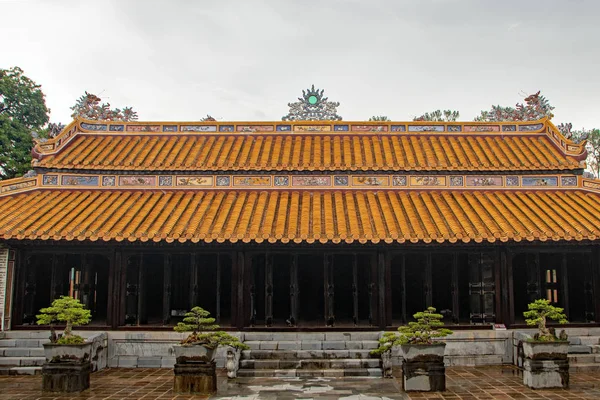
[
  {"left": 1, "top": 189, "right": 599, "bottom": 244},
  {"left": 36, "top": 133, "right": 581, "bottom": 172}
]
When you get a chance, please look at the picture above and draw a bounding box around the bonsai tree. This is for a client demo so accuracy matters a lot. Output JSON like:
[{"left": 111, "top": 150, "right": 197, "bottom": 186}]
[
  {"left": 371, "top": 307, "right": 453, "bottom": 355},
  {"left": 36, "top": 296, "right": 91, "bottom": 344},
  {"left": 174, "top": 306, "right": 248, "bottom": 350},
  {"left": 524, "top": 299, "right": 568, "bottom": 341}
]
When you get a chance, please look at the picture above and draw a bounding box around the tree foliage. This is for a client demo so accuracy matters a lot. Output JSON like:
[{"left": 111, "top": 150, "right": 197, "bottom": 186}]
[
  {"left": 556, "top": 123, "right": 600, "bottom": 178},
  {"left": 0, "top": 67, "right": 50, "bottom": 179},
  {"left": 371, "top": 307, "right": 453, "bottom": 355},
  {"left": 475, "top": 91, "right": 554, "bottom": 122},
  {"left": 524, "top": 299, "right": 568, "bottom": 342},
  {"left": 369, "top": 115, "right": 390, "bottom": 121},
  {"left": 414, "top": 110, "right": 459, "bottom": 122},
  {"left": 174, "top": 306, "right": 248, "bottom": 349},
  {"left": 572, "top": 128, "right": 600, "bottom": 178},
  {"left": 71, "top": 91, "right": 138, "bottom": 121},
  {"left": 37, "top": 296, "right": 91, "bottom": 344}
]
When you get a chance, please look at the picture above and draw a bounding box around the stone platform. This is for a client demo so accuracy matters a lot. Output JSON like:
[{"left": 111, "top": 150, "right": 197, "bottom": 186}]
[{"left": 1, "top": 366, "right": 600, "bottom": 399}]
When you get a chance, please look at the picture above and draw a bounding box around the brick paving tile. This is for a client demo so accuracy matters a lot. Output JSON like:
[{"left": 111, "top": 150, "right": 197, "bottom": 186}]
[{"left": 1, "top": 366, "right": 600, "bottom": 399}]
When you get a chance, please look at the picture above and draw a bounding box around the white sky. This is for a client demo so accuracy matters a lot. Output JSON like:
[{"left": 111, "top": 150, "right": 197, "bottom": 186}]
[{"left": 1, "top": 0, "right": 599, "bottom": 129}]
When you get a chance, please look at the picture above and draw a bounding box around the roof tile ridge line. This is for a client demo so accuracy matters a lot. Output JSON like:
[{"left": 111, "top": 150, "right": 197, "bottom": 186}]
[
  {"left": 580, "top": 175, "right": 600, "bottom": 194},
  {"left": 32, "top": 118, "right": 79, "bottom": 158},
  {"left": 545, "top": 119, "right": 587, "bottom": 160},
  {"left": 0, "top": 174, "right": 40, "bottom": 186}
]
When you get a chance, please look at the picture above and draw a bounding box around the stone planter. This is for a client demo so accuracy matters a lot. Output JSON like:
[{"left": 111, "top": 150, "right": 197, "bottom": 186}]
[
  {"left": 42, "top": 343, "right": 92, "bottom": 392},
  {"left": 173, "top": 344, "right": 217, "bottom": 364},
  {"left": 173, "top": 344, "right": 217, "bottom": 394},
  {"left": 400, "top": 343, "right": 446, "bottom": 392},
  {"left": 522, "top": 341, "right": 569, "bottom": 389},
  {"left": 43, "top": 343, "right": 92, "bottom": 364}
]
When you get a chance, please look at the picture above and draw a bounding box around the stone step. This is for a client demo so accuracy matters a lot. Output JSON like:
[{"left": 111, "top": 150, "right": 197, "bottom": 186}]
[
  {"left": 240, "top": 358, "right": 381, "bottom": 370},
  {"left": 243, "top": 332, "right": 381, "bottom": 342},
  {"left": 0, "top": 338, "right": 48, "bottom": 348},
  {"left": 568, "top": 354, "right": 600, "bottom": 364},
  {"left": 0, "top": 356, "right": 45, "bottom": 367},
  {"left": 568, "top": 345, "right": 592, "bottom": 354},
  {"left": 241, "top": 349, "right": 375, "bottom": 360},
  {"left": 577, "top": 337, "right": 600, "bottom": 346},
  {"left": 1, "top": 331, "right": 51, "bottom": 339},
  {"left": 244, "top": 340, "right": 379, "bottom": 351},
  {"left": 569, "top": 363, "right": 600, "bottom": 372},
  {"left": 237, "top": 368, "right": 382, "bottom": 378},
  {"left": 0, "top": 366, "right": 42, "bottom": 375},
  {"left": 590, "top": 345, "right": 600, "bottom": 354},
  {"left": 0, "top": 347, "right": 45, "bottom": 357}
]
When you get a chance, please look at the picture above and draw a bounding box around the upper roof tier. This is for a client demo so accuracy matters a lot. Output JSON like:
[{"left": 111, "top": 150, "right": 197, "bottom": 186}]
[{"left": 32, "top": 118, "right": 587, "bottom": 173}]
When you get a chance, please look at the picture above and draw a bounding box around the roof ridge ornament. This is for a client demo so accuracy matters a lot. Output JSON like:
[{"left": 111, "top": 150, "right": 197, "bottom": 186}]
[{"left": 282, "top": 85, "right": 342, "bottom": 121}]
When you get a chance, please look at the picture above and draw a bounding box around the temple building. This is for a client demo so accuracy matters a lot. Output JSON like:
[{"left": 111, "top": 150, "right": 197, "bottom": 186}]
[{"left": 1, "top": 89, "right": 600, "bottom": 336}]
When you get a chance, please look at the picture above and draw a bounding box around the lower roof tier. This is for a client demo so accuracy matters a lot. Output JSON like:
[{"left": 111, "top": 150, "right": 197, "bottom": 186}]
[{"left": 1, "top": 189, "right": 599, "bottom": 244}]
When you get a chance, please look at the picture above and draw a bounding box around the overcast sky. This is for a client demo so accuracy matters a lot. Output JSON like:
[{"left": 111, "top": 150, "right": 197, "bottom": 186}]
[{"left": 2, "top": 0, "right": 599, "bottom": 129}]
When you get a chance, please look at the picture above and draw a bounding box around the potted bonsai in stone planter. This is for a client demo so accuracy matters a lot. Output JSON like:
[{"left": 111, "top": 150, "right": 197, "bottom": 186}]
[
  {"left": 172, "top": 306, "right": 248, "bottom": 394},
  {"left": 373, "top": 307, "right": 452, "bottom": 391},
  {"left": 36, "top": 296, "right": 92, "bottom": 392},
  {"left": 521, "top": 299, "right": 569, "bottom": 389}
]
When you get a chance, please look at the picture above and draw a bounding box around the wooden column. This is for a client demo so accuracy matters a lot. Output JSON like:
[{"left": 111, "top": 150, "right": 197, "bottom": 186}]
[
  {"left": 401, "top": 254, "right": 407, "bottom": 324},
  {"left": 236, "top": 252, "right": 247, "bottom": 328},
  {"left": 384, "top": 251, "right": 392, "bottom": 327},
  {"left": 264, "top": 253, "right": 273, "bottom": 327},
  {"left": 23, "top": 253, "right": 36, "bottom": 324},
  {"left": 163, "top": 253, "right": 172, "bottom": 325},
  {"left": 369, "top": 253, "right": 378, "bottom": 326},
  {"left": 378, "top": 252, "right": 386, "bottom": 328},
  {"left": 137, "top": 254, "right": 146, "bottom": 325},
  {"left": 80, "top": 254, "right": 93, "bottom": 312},
  {"left": 499, "top": 249, "right": 509, "bottom": 325},
  {"left": 324, "top": 254, "right": 334, "bottom": 327},
  {"left": 425, "top": 254, "right": 433, "bottom": 307},
  {"left": 12, "top": 249, "right": 26, "bottom": 326},
  {"left": 49, "top": 254, "right": 59, "bottom": 301},
  {"left": 593, "top": 246, "right": 600, "bottom": 324},
  {"left": 352, "top": 255, "right": 358, "bottom": 326},
  {"left": 494, "top": 249, "right": 502, "bottom": 324},
  {"left": 561, "top": 253, "right": 570, "bottom": 319},
  {"left": 451, "top": 253, "right": 460, "bottom": 323},
  {"left": 507, "top": 249, "right": 515, "bottom": 326},
  {"left": 289, "top": 254, "right": 298, "bottom": 326},
  {"left": 532, "top": 253, "right": 541, "bottom": 301},
  {"left": 118, "top": 251, "right": 128, "bottom": 326},
  {"left": 216, "top": 254, "right": 222, "bottom": 324},
  {"left": 189, "top": 253, "right": 198, "bottom": 309},
  {"left": 107, "top": 250, "right": 118, "bottom": 329}
]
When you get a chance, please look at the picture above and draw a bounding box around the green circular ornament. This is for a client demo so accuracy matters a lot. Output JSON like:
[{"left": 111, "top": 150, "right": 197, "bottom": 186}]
[{"left": 308, "top": 95, "right": 318, "bottom": 105}]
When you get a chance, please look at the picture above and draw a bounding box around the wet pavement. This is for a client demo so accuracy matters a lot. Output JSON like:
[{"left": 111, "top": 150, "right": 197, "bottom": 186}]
[{"left": 1, "top": 366, "right": 600, "bottom": 399}]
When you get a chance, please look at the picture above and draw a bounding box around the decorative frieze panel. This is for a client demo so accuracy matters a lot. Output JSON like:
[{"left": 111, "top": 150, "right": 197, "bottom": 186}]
[
  {"left": 0, "top": 173, "right": 592, "bottom": 198},
  {"left": 42, "top": 175, "right": 58, "bottom": 186},
  {"left": 522, "top": 176, "right": 558, "bottom": 186},
  {"left": 233, "top": 176, "right": 271, "bottom": 186},
  {"left": 28, "top": 173, "right": 582, "bottom": 191},
  {"left": 466, "top": 176, "right": 503, "bottom": 187},
  {"left": 176, "top": 176, "right": 213, "bottom": 186},
  {"left": 181, "top": 125, "right": 217, "bottom": 132},
  {"left": 410, "top": 176, "right": 446, "bottom": 186},
  {"left": 62, "top": 175, "right": 99, "bottom": 186},
  {"left": 119, "top": 176, "right": 156, "bottom": 186},
  {"left": 126, "top": 125, "right": 161, "bottom": 132}
]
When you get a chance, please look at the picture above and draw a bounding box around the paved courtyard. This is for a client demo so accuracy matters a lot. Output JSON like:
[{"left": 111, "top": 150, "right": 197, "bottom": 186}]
[{"left": 1, "top": 366, "right": 600, "bottom": 400}]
